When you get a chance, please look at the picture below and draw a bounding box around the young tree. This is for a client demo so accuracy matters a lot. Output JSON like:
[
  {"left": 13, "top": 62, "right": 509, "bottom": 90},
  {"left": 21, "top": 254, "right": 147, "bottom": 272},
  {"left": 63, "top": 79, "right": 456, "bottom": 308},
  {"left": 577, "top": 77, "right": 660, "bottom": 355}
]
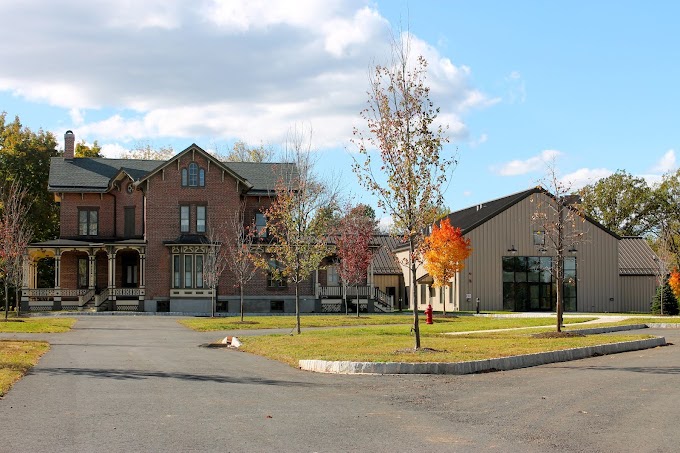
[
  {"left": 335, "top": 204, "right": 376, "bottom": 317},
  {"left": 651, "top": 276, "right": 679, "bottom": 315},
  {"left": 422, "top": 218, "right": 472, "bottom": 315},
  {"left": 352, "top": 38, "right": 454, "bottom": 349},
  {"left": 669, "top": 269, "right": 680, "bottom": 301},
  {"left": 222, "top": 204, "right": 260, "bottom": 322},
  {"left": 0, "top": 180, "right": 32, "bottom": 319},
  {"left": 532, "top": 163, "right": 586, "bottom": 333},
  {"left": 263, "top": 126, "right": 336, "bottom": 334},
  {"left": 203, "top": 226, "right": 230, "bottom": 318}
]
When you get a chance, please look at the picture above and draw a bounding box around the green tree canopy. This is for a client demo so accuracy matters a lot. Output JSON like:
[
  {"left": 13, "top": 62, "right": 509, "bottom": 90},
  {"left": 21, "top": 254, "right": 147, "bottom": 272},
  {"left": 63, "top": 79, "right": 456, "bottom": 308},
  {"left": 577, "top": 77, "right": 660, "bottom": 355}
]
[
  {"left": 75, "top": 139, "right": 103, "bottom": 157},
  {"left": 0, "top": 113, "right": 59, "bottom": 241},
  {"left": 579, "top": 170, "right": 654, "bottom": 237}
]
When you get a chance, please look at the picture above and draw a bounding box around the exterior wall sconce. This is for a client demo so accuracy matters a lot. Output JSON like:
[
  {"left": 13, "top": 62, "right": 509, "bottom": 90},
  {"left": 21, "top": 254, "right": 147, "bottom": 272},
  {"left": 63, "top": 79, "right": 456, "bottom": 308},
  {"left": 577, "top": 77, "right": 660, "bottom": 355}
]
[
  {"left": 507, "top": 245, "right": 517, "bottom": 254},
  {"left": 538, "top": 247, "right": 547, "bottom": 254},
  {"left": 568, "top": 247, "right": 578, "bottom": 253}
]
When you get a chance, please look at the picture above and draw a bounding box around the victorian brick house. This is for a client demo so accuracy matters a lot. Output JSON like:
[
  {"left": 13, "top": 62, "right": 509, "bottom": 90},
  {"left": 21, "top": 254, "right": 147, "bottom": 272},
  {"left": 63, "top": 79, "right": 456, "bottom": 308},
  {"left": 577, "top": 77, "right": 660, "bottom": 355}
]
[{"left": 23, "top": 131, "right": 322, "bottom": 313}]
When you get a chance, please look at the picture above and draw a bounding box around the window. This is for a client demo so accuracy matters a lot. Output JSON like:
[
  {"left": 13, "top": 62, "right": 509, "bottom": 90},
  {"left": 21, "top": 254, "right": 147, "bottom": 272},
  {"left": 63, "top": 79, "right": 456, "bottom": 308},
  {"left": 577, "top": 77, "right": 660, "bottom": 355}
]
[
  {"left": 195, "top": 255, "right": 204, "bottom": 288},
  {"left": 327, "top": 265, "right": 339, "bottom": 286},
  {"left": 124, "top": 207, "right": 135, "bottom": 237},
  {"left": 172, "top": 253, "right": 205, "bottom": 289},
  {"left": 533, "top": 230, "right": 545, "bottom": 246},
  {"left": 181, "top": 168, "right": 188, "bottom": 187},
  {"left": 78, "top": 258, "right": 88, "bottom": 288},
  {"left": 267, "top": 260, "right": 287, "bottom": 288},
  {"left": 189, "top": 162, "right": 198, "bottom": 186},
  {"left": 184, "top": 255, "right": 193, "bottom": 288},
  {"left": 173, "top": 255, "right": 181, "bottom": 288},
  {"left": 501, "top": 256, "right": 577, "bottom": 312},
  {"left": 78, "top": 209, "right": 98, "bottom": 236},
  {"left": 196, "top": 206, "right": 206, "bottom": 233},
  {"left": 180, "top": 205, "right": 190, "bottom": 233},
  {"left": 255, "top": 213, "right": 267, "bottom": 237},
  {"left": 199, "top": 168, "right": 205, "bottom": 187},
  {"left": 270, "top": 300, "right": 284, "bottom": 312}
]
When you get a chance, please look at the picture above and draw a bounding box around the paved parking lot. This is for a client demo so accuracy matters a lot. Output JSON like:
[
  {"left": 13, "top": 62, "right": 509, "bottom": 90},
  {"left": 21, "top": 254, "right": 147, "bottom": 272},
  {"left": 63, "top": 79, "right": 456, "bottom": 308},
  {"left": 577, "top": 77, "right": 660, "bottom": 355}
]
[{"left": 0, "top": 317, "right": 678, "bottom": 452}]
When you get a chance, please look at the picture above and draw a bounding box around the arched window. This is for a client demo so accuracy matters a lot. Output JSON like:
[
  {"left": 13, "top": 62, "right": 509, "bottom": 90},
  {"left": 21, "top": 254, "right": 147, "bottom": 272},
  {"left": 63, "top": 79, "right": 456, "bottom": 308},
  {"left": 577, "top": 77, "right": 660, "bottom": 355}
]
[
  {"left": 181, "top": 168, "right": 188, "bottom": 186},
  {"left": 199, "top": 168, "right": 205, "bottom": 187},
  {"left": 188, "top": 162, "right": 198, "bottom": 186}
]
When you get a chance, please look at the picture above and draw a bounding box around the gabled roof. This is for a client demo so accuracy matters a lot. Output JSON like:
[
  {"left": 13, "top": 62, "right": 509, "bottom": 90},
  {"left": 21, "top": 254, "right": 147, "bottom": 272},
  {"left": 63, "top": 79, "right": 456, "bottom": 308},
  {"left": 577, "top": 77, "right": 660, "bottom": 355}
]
[
  {"left": 48, "top": 157, "right": 160, "bottom": 192},
  {"left": 48, "top": 143, "right": 296, "bottom": 194},
  {"left": 136, "top": 144, "right": 253, "bottom": 191},
  {"left": 619, "top": 237, "right": 659, "bottom": 276},
  {"left": 393, "top": 187, "right": 620, "bottom": 252},
  {"left": 371, "top": 234, "right": 404, "bottom": 275}
]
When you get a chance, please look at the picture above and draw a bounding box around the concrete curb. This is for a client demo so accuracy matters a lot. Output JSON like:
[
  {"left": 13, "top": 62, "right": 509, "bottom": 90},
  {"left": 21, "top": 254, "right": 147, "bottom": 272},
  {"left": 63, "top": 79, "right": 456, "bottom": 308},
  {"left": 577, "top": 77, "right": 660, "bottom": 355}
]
[
  {"left": 567, "top": 324, "right": 649, "bottom": 335},
  {"left": 299, "top": 337, "right": 667, "bottom": 375}
]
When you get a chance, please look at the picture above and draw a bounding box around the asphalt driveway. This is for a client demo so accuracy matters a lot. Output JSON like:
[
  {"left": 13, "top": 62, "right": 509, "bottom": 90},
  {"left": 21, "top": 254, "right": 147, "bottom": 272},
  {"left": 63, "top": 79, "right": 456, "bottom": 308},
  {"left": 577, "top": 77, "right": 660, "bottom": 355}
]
[{"left": 0, "top": 317, "right": 678, "bottom": 452}]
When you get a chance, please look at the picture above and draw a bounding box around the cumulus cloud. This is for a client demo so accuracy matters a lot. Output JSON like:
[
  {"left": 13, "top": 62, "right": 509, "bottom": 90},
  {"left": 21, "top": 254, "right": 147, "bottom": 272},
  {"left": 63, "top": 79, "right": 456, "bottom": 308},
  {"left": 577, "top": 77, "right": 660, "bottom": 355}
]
[
  {"left": 651, "top": 149, "right": 676, "bottom": 173},
  {"left": 0, "top": 0, "right": 493, "bottom": 149},
  {"left": 493, "top": 150, "right": 562, "bottom": 176},
  {"left": 560, "top": 168, "right": 613, "bottom": 190}
]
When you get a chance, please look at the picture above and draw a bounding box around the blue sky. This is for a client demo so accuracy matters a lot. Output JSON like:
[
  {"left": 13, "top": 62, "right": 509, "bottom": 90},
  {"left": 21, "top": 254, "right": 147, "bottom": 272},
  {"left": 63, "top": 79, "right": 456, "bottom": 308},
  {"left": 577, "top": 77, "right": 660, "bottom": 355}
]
[{"left": 1, "top": 1, "right": 678, "bottom": 226}]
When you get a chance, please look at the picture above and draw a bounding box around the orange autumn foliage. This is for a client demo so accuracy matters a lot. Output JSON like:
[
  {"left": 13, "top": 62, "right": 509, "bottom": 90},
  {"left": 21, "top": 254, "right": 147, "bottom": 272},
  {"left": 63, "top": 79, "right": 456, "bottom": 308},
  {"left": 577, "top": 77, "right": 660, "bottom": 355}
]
[
  {"left": 669, "top": 269, "right": 680, "bottom": 300},
  {"left": 423, "top": 218, "right": 472, "bottom": 288}
]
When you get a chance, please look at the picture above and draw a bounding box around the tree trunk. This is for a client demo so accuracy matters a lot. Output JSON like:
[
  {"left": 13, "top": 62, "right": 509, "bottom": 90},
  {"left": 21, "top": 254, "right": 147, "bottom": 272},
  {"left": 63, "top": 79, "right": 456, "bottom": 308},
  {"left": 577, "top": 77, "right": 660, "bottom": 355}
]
[
  {"left": 356, "top": 284, "right": 359, "bottom": 318},
  {"left": 556, "top": 207, "right": 564, "bottom": 332},
  {"left": 15, "top": 287, "right": 20, "bottom": 316},
  {"left": 409, "top": 237, "right": 420, "bottom": 349},
  {"left": 211, "top": 283, "right": 216, "bottom": 318},
  {"left": 295, "top": 281, "right": 301, "bottom": 334},
  {"left": 240, "top": 284, "right": 244, "bottom": 322},
  {"left": 4, "top": 281, "right": 8, "bottom": 320},
  {"left": 343, "top": 282, "right": 348, "bottom": 315}
]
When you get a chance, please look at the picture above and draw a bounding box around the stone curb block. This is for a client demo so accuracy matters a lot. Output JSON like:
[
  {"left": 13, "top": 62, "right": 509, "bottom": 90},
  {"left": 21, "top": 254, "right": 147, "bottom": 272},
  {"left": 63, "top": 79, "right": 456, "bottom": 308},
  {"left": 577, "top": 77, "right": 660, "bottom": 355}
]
[
  {"left": 299, "top": 337, "right": 666, "bottom": 375},
  {"left": 569, "top": 324, "right": 649, "bottom": 335}
]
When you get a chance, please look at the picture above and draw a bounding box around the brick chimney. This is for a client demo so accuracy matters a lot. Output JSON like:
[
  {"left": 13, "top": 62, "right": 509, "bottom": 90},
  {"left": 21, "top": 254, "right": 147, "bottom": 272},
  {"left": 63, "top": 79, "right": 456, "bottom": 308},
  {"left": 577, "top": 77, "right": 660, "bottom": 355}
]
[{"left": 64, "top": 130, "right": 75, "bottom": 159}]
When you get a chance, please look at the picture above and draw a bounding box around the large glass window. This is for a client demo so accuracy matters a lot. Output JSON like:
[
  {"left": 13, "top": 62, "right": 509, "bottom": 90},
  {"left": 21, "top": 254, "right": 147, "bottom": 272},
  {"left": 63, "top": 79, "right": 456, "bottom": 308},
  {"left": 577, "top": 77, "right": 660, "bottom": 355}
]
[
  {"left": 173, "top": 255, "right": 181, "bottom": 288},
  {"left": 172, "top": 254, "right": 205, "bottom": 289},
  {"left": 196, "top": 206, "right": 206, "bottom": 233},
  {"left": 199, "top": 168, "right": 205, "bottom": 187},
  {"left": 327, "top": 265, "right": 339, "bottom": 286},
  {"left": 180, "top": 206, "right": 190, "bottom": 233},
  {"left": 78, "top": 209, "right": 98, "bottom": 236},
  {"left": 181, "top": 168, "right": 188, "bottom": 187},
  {"left": 195, "top": 255, "right": 204, "bottom": 288},
  {"left": 501, "top": 256, "right": 577, "bottom": 312},
  {"left": 267, "top": 260, "right": 287, "bottom": 288}
]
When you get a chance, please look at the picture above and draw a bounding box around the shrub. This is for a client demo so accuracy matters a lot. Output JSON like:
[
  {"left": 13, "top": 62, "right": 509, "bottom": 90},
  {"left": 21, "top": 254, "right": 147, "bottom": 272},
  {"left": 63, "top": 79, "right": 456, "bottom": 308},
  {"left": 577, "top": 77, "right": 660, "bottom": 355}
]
[{"left": 651, "top": 277, "right": 680, "bottom": 315}]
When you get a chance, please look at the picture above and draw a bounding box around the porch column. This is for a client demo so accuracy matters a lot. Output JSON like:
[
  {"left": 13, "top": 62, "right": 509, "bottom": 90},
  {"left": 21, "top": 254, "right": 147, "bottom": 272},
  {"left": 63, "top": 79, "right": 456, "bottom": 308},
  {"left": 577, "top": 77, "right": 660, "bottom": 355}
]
[
  {"left": 108, "top": 249, "right": 117, "bottom": 303},
  {"left": 138, "top": 253, "right": 146, "bottom": 305},
  {"left": 21, "top": 255, "right": 30, "bottom": 310},
  {"left": 88, "top": 253, "right": 96, "bottom": 291},
  {"left": 54, "top": 250, "right": 62, "bottom": 309}
]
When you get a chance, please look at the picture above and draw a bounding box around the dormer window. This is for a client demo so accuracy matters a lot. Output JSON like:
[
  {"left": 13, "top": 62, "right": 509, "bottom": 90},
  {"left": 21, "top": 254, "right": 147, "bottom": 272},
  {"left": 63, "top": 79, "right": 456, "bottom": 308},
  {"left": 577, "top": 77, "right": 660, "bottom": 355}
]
[{"left": 182, "top": 162, "right": 205, "bottom": 187}]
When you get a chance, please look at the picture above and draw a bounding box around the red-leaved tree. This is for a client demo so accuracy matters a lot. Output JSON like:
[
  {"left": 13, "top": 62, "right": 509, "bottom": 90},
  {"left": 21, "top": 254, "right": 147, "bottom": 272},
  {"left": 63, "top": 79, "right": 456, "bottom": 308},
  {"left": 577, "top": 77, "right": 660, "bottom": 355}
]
[
  {"left": 336, "top": 204, "right": 376, "bottom": 317},
  {"left": 422, "top": 218, "right": 472, "bottom": 315}
]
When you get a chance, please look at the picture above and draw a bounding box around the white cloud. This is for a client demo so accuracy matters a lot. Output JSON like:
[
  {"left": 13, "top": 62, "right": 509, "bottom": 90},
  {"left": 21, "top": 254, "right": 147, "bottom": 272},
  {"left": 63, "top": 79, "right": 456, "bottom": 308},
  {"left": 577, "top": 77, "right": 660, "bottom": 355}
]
[
  {"left": 378, "top": 215, "right": 394, "bottom": 233},
  {"left": 0, "top": 0, "right": 493, "bottom": 148},
  {"left": 494, "top": 150, "right": 562, "bottom": 176},
  {"left": 469, "top": 133, "right": 487, "bottom": 148},
  {"left": 560, "top": 168, "right": 613, "bottom": 190},
  {"left": 651, "top": 149, "right": 676, "bottom": 173},
  {"left": 462, "top": 190, "right": 472, "bottom": 197},
  {"left": 100, "top": 143, "right": 130, "bottom": 158},
  {"left": 505, "top": 70, "right": 526, "bottom": 104}
]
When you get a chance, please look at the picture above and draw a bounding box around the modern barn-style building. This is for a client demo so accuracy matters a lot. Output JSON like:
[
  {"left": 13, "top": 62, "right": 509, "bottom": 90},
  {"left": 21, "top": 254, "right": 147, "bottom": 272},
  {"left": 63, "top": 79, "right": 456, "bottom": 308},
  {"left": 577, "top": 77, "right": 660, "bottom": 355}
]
[{"left": 395, "top": 188, "right": 659, "bottom": 314}]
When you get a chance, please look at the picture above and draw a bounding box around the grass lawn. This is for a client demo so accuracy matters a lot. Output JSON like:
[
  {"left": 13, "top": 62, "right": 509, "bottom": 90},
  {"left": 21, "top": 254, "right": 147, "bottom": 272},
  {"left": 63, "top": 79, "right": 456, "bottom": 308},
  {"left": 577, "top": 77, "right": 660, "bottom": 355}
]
[
  {"left": 0, "top": 340, "right": 49, "bottom": 396},
  {"left": 179, "top": 314, "right": 594, "bottom": 332},
  {"left": 0, "top": 317, "right": 76, "bottom": 333},
  {"left": 238, "top": 325, "right": 653, "bottom": 367}
]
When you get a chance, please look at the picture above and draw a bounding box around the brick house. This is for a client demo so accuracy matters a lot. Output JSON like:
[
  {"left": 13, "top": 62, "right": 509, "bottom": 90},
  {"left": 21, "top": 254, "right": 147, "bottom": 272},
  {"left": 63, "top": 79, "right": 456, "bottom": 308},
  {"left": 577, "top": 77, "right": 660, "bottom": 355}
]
[{"left": 23, "top": 131, "right": 322, "bottom": 314}]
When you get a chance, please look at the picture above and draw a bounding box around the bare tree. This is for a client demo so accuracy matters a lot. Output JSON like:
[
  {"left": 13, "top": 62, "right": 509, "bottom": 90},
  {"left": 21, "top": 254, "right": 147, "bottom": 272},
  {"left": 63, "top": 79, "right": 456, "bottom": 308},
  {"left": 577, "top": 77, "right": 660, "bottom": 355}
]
[
  {"left": 0, "top": 180, "right": 32, "bottom": 319},
  {"left": 263, "top": 125, "right": 336, "bottom": 334},
  {"left": 352, "top": 36, "right": 454, "bottom": 349},
  {"left": 203, "top": 224, "right": 230, "bottom": 318},
  {"left": 223, "top": 204, "right": 261, "bottom": 321},
  {"left": 120, "top": 141, "right": 175, "bottom": 160},
  {"left": 220, "top": 141, "right": 275, "bottom": 163},
  {"left": 532, "top": 162, "right": 586, "bottom": 332}
]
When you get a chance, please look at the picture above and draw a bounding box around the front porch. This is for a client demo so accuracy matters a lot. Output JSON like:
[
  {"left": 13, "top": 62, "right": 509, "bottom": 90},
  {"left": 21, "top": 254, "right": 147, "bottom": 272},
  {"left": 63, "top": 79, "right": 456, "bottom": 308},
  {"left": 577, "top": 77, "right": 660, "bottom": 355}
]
[{"left": 23, "top": 239, "right": 146, "bottom": 312}]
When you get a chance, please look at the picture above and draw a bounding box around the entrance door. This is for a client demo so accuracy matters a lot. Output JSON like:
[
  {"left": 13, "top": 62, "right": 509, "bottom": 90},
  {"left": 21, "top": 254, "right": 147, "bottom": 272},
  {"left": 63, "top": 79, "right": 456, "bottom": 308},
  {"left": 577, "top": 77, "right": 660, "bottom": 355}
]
[{"left": 122, "top": 255, "right": 138, "bottom": 288}]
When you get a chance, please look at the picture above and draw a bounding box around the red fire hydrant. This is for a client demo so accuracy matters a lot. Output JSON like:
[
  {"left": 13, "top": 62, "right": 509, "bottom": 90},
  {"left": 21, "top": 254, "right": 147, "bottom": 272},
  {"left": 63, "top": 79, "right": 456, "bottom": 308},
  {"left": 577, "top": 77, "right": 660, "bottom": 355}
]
[{"left": 425, "top": 304, "right": 433, "bottom": 324}]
